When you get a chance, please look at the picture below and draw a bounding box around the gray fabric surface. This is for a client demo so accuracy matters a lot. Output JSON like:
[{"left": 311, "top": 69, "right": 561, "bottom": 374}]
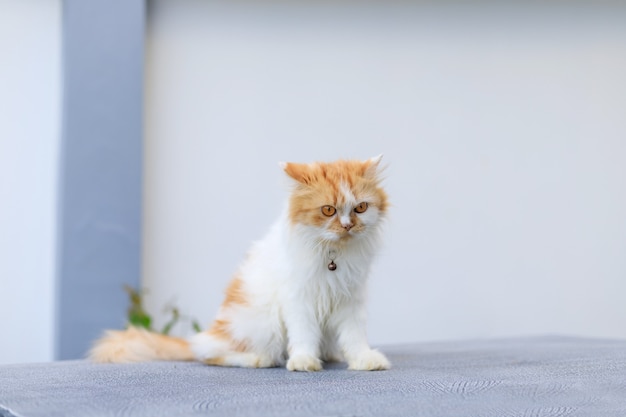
[{"left": 1, "top": 336, "right": 625, "bottom": 417}]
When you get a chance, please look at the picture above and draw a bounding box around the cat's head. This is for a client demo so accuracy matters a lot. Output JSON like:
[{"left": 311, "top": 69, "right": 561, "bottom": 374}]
[{"left": 281, "top": 156, "right": 388, "bottom": 244}]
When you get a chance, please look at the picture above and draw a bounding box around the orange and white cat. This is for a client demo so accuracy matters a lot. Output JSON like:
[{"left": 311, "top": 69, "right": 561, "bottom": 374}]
[{"left": 90, "top": 156, "right": 390, "bottom": 371}]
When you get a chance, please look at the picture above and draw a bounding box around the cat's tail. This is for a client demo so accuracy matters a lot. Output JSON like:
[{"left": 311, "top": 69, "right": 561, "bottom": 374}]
[{"left": 88, "top": 326, "right": 195, "bottom": 363}]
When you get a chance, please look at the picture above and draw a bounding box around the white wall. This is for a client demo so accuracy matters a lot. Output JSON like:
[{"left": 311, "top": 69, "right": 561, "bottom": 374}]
[
  {"left": 144, "top": 1, "right": 626, "bottom": 345},
  {"left": 0, "top": 0, "right": 61, "bottom": 364}
]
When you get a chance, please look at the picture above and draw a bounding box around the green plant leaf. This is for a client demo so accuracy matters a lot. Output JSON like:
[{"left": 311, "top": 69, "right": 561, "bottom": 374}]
[
  {"left": 161, "top": 307, "right": 180, "bottom": 335},
  {"left": 192, "top": 320, "right": 202, "bottom": 333},
  {"left": 128, "top": 312, "right": 152, "bottom": 330},
  {"left": 124, "top": 284, "right": 153, "bottom": 331},
  {"left": 122, "top": 284, "right": 202, "bottom": 335}
]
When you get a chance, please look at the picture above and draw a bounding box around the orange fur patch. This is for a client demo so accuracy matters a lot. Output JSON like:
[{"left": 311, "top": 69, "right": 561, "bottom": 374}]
[
  {"left": 208, "top": 319, "right": 231, "bottom": 340},
  {"left": 222, "top": 276, "right": 248, "bottom": 308},
  {"left": 89, "top": 327, "right": 194, "bottom": 363},
  {"left": 206, "top": 276, "right": 250, "bottom": 353},
  {"left": 207, "top": 319, "right": 249, "bottom": 353}
]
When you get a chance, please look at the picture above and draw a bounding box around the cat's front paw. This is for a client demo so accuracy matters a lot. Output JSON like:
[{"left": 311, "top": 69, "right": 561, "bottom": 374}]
[
  {"left": 286, "top": 353, "right": 323, "bottom": 372},
  {"left": 348, "top": 349, "right": 390, "bottom": 371}
]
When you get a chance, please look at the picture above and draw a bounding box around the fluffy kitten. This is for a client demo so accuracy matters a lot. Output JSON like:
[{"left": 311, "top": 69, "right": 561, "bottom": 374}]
[{"left": 90, "top": 156, "right": 390, "bottom": 371}]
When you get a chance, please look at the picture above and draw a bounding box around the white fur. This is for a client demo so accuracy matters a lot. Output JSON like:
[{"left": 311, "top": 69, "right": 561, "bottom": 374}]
[{"left": 190, "top": 173, "right": 389, "bottom": 371}]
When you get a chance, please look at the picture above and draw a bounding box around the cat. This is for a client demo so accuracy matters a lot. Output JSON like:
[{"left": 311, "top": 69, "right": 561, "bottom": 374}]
[{"left": 89, "top": 156, "right": 390, "bottom": 371}]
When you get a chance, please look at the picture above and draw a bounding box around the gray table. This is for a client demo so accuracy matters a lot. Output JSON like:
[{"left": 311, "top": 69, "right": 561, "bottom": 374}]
[{"left": 1, "top": 336, "right": 625, "bottom": 417}]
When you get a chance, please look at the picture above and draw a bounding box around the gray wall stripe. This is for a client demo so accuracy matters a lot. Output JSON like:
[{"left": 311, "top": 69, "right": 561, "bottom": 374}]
[{"left": 56, "top": 0, "right": 145, "bottom": 360}]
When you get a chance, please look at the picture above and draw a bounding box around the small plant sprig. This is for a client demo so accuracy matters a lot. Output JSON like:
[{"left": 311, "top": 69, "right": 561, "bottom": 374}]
[
  {"left": 124, "top": 285, "right": 202, "bottom": 335},
  {"left": 124, "top": 285, "right": 152, "bottom": 330},
  {"left": 160, "top": 305, "right": 203, "bottom": 335}
]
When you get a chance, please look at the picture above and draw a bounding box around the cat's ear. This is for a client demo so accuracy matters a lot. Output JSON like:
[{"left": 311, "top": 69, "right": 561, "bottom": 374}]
[
  {"left": 364, "top": 154, "right": 384, "bottom": 178},
  {"left": 279, "top": 161, "right": 310, "bottom": 184}
]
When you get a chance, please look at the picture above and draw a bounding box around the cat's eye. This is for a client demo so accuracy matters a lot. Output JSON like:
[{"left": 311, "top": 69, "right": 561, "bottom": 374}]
[
  {"left": 354, "top": 202, "right": 368, "bottom": 213},
  {"left": 321, "top": 205, "right": 336, "bottom": 217}
]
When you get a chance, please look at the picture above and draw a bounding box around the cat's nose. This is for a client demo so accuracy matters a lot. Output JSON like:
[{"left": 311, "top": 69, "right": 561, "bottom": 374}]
[{"left": 342, "top": 223, "right": 353, "bottom": 231}]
